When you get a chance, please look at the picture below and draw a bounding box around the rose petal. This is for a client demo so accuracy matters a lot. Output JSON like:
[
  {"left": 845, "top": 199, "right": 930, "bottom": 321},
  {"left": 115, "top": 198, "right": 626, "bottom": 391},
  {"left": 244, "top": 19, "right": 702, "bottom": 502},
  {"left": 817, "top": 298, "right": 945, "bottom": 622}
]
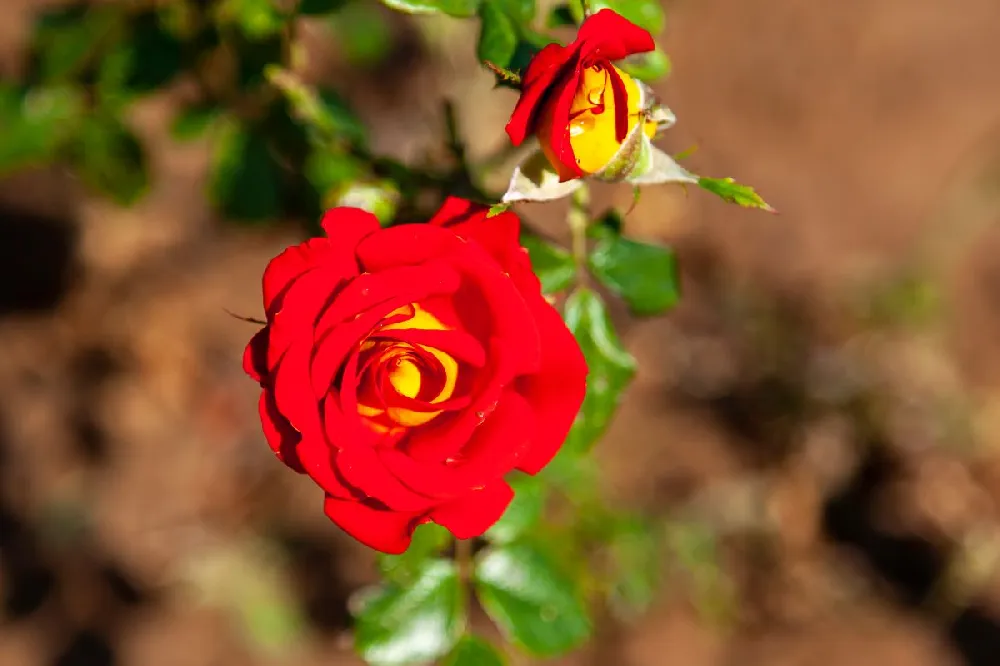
[
  {"left": 259, "top": 391, "right": 305, "bottom": 473},
  {"left": 545, "top": 65, "right": 586, "bottom": 181},
  {"left": 427, "top": 196, "right": 478, "bottom": 229},
  {"left": 261, "top": 238, "right": 330, "bottom": 315},
  {"left": 431, "top": 481, "right": 514, "bottom": 539},
  {"left": 323, "top": 495, "right": 425, "bottom": 554},
  {"left": 403, "top": 336, "right": 517, "bottom": 462},
  {"left": 319, "top": 206, "right": 382, "bottom": 245},
  {"left": 380, "top": 389, "right": 534, "bottom": 497},
  {"left": 506, "top": 42, "right": 578, "bottom": 146},
  {"left": 605, "top": 63, "right": 630, "bottom": 143},
  {"left": 515, "top": 301, "right": 588, "bottom": 474},
  {"left": 577, "top": 9, "right": 655, "bottom": 61},
  {"left": 266, "top": 266, "right": 345, "bottom": 372},
  {"left": 310, "top": 268, "right": 461, "bottom": 399},
  {"left": 243, "top": 327, "right": 269, "bottom": 383},
  {"left": 272, "top": 342, "right": 324, "bottom": 440},
  {"left": 313, "top": 262, "right": 461, "bottom": 341},
  {"left": 371, "top": 327, "right": 486, "bottom": 368},
  {"left": 336, "top": 443, "right": 438, "bottom": 512}
]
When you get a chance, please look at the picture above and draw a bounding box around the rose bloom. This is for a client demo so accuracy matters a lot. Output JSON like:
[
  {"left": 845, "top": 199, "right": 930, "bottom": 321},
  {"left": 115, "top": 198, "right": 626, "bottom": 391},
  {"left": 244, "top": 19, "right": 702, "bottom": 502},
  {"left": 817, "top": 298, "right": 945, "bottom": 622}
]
[
  {"left": 243, "top": 198, "right": 587, "bottom": 553},
  {"left": 505, "top": 9, "right": 657, "bottom": 181}
]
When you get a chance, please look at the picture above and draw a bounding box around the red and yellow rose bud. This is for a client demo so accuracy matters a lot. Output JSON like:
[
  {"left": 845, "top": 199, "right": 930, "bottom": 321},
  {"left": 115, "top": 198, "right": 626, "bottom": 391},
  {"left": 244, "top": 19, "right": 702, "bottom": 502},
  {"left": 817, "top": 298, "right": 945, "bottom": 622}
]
[
  {"left": 502, "top": 9, "right": 698, "bottom": 203},
  {"left": 536, "top": 63, "right": 658, "bottom": 181}
]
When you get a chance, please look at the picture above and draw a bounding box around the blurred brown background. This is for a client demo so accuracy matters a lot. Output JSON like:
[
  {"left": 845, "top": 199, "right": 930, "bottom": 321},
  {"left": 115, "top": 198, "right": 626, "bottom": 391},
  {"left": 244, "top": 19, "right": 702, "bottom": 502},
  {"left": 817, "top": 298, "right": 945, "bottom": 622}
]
[{"left": 3, "top": 0, "right": 1000, "bottom": 665}]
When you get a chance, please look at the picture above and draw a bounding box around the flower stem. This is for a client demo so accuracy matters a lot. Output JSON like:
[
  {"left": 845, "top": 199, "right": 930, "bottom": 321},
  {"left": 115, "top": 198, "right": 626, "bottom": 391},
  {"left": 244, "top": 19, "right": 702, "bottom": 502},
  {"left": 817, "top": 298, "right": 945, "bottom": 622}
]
[
  {"left": 568, "top": 184, "right": 591, "bottom": 286},
  {"left": 455, "top": 537, "right": 473, "bottom": 618}
]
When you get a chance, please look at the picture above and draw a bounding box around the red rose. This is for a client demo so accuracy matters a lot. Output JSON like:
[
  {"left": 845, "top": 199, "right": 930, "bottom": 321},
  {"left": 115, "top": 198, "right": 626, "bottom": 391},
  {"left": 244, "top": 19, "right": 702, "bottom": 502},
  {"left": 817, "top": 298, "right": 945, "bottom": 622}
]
[
  {"left": 243, "top": 198, "right": 588, "bottom": 553},
  {"left": 505, "top": 9, "right": 656, "bottom": 181}
]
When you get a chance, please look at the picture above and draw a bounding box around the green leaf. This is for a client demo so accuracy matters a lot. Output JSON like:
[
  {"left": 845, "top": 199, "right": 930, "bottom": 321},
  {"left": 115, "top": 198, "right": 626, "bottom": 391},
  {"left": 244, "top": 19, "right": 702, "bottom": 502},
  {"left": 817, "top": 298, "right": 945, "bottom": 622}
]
[
  {"left": 620, "top": 47, "right": 671, "bottom": 83},
  {"left": 697, "top": 176, "right": 776, "bottom": 212},
  {"left": 354, "top": 559, "right": 464, "bottom": 666},
  {"left": 170, "top": 104, "right": 224, "bottom": 141},
  {"left": 562, "top": 288, "right": 635, "bottom": 454},
  {"left": 486, "top": 473, "right": 545, "bottom": 544},
  {"left": 70, "top": 115, "right": 149, "bottom": 206},
  {"left": 587, "top": 218, "right": 681, "bottom": 315},
  {"left": 0, "top": 84, "right": 85, "bottom": 174},
  {"left": 298, "top": 0, "right": 348, "bottom": 15},
  {"left": 477, "top": 1, "right": 518, "bottom": 69},
  {"left": 119, "top": 11, "right": 184, "bottom": 94},
  {"left": 474, "top": 542, "right": 591, "bottom": 657},
  {"left": 28, "top": 5, "right": 122, "bottom": 83},
  {"left": 519, "top": 231, "right": 575, "bottom": 294},
  {"left": 493, "top": 0, "right": 535, "bottom": 23},
  {"left": 442, "top": 636, "right": 506, "bottom": 666},
  {"left": 209, "top": 122, "right": 283, "bottom": 221},
  {"left": 377, "top": 523, "right": 450, "bottom": 585},
  {"left": 380, "top": 0, "right": 481, "bottom": 17},
  {"left": 590, "top": 0, "right": 664, "bottom": 34},
  {"left": 487, "top": 202, "right": 512, "bottom": 218},
  {"left": 605, "top": 514, "right": 661, "bottom": 618}
]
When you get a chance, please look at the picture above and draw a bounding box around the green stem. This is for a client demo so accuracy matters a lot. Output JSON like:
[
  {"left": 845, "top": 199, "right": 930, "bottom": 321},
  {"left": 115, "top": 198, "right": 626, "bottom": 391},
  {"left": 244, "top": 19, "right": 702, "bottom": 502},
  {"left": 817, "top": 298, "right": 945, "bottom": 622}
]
[
  {"left": 568, "top": 184, "right": 591, "bottom": 286},
  {"left": 455, "top": 536, "right": 473, "bottom": 614}
]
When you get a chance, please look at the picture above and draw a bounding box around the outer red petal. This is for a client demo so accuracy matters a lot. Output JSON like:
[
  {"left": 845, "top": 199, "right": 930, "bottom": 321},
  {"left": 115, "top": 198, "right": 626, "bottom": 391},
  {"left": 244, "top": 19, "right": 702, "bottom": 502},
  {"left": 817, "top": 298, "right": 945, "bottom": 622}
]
[
  {"left": 515, "top": 302, "right": 588, "bottom": 474},
  {"left": 272, "top": 343, "right": 324, "bottom": 442},
  {"left": 265, "top": 266, "right": 342, "bottom": 372},
  {"left": 577, "top": 9, "right": 655, "bottom": 61},
  {"left": 259, "top": 391, "right": 305, "bottom": 473},
  {"left": 261, "top": 238, "right": 331, "bottom": 316},
  {"left": 505, "top": 42, "right": 578, "bottom": 146},
  {"left": 243, "top": 327, "right": 269, "bottom": 383},
  {"left": 431, "top": 481, "right": 514, "bottom": 539},
  {"left": 427, "top": 196, "right": 478, "bottom": 228},
  {"left": 323, "top": 496, "right": 425, "bottom": 554},
  {"left": 546, "top": 65, "right": 586, "bottom": 181},
  {"left": 429, "top": 200, "right": 526, "bottom": 276},
  {"left": 319, "top": 206, "right": 381, "bottom": 246}
]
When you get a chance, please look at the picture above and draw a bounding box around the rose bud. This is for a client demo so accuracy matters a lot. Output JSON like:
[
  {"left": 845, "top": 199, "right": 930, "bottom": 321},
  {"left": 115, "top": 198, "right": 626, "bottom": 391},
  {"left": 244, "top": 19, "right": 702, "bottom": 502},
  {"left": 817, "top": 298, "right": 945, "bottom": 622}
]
[
  {"left": 243, "top": 198, "right": 588, "bottom": 554},
  {"left": 502, "top": 9, "right": 697, "bottom": 203}
]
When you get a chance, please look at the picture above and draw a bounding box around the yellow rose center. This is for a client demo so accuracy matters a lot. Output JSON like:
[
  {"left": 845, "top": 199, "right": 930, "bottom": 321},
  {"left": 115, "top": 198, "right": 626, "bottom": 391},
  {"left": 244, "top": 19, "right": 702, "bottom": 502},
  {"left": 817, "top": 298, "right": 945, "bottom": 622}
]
[
  {"left": 538, "top": 63, "right": 658, "bottom": 178},
  {"left": 355, "top": 303, "right": 460, "bottom": 434}
]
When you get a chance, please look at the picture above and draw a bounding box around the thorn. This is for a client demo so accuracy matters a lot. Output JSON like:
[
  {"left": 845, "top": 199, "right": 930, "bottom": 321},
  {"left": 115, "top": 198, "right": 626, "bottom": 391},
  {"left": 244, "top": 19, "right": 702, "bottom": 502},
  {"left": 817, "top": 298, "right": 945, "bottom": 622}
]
[{"left": 224, "top": 308, "right": 267, "bottom": 325}]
